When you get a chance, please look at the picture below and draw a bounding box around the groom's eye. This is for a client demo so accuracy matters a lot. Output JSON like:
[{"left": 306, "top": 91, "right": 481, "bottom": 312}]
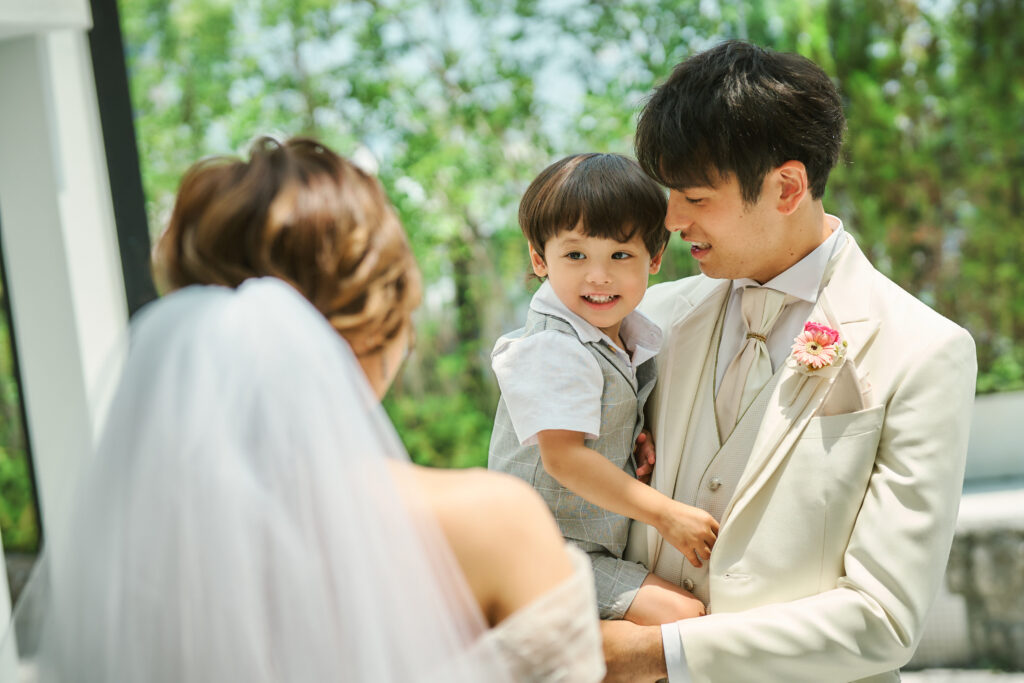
[{"left": 685, "top": 196, "right": 705, "bottom": 205}]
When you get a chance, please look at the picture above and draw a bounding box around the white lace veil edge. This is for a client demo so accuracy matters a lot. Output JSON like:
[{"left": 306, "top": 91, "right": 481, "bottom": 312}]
[{"left": 2, "top": 277, "right": 514, "bottom": 683}]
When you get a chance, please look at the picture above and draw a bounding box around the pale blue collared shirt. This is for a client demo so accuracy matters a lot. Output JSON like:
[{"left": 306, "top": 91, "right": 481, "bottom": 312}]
[
  {"left": 492, "top": 281, "right": 662, "bottom": 446},
  {"left": 715, "top": 215, "right": 846, "bottom": 389}
]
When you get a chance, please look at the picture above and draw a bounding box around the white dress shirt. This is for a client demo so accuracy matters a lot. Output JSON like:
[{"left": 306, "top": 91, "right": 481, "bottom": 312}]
[
  {"left": 666, "top": 214, "right": 845, "bottom": 683},
  {"left": 491, "top": 280, "right": 662, "bottom": 446},
  {"left": 715, "top": 216, "right": 846, "bottom": 389}
]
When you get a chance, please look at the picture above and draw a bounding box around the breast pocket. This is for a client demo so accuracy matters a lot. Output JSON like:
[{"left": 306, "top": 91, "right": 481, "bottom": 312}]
[
  {"left": 798, "top": 404, "right": 886, "bottom": 581},
  {"left": 800, "top": 404, "right": 885, "bottom": 498},
  {"left": 802, "top": 404, "right": 885, "bottom": 445}
]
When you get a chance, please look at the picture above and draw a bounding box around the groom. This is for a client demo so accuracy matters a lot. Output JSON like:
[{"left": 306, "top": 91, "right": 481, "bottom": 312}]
[{"left": 603, "top": 41, "right": 977, "bottom": 681}]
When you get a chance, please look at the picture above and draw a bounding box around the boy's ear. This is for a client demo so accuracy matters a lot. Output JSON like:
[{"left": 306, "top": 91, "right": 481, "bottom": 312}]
[
  {"left": 774, "top": 161, "right": 808, "bottom": 215},
  {"left": 649, "top": 247, "right": 664, "bottom": 275},
  {"left": 528, "top": 242, "right": 548, "bottom": 278}
]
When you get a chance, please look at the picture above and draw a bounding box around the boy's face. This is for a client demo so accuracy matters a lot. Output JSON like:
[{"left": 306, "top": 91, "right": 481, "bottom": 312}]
[
  {"left": 530, "top": 223, "right": 662, "bottom": 343},
  {"left": 665, "top": 171, "right": 793, "bottom": 284}
]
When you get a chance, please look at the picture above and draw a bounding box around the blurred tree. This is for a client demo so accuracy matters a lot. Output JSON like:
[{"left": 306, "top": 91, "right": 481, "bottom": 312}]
[
  {"left": 0, "top": 275, "right": 38, "bottom": 551},
  {"left": 823, "top": 0, "right": 1024, "bottom": 393},
  {"left": 109, "top": 0, "right": 1023, "bottom": 473},
  {"left": 941, "top": 0, "right": 1024, "bottom": 392}
]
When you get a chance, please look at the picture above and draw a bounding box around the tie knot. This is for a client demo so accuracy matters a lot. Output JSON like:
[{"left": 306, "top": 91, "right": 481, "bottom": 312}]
[
  {"left": 716, "top": 286, "right": 788, "bottom": 437},
  {"left": 740, "top": 287, "right": 788, "bottom": 337}
]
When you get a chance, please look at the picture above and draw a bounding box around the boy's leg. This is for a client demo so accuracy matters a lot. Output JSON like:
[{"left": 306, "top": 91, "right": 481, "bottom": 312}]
[
  {"left": 586, "top": 551, "right": 649, "bottom": 620},
  {"left": 622, "top": 572, "right": 706, "bottom": 625}
]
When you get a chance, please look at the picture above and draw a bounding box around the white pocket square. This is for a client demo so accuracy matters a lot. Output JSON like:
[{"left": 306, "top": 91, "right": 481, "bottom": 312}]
[{"left": 821, "top": 361, "right": 870, "bottom": 416}]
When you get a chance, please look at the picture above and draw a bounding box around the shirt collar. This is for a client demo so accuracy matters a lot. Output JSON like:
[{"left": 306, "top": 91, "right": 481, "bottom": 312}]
[
  {"left": 530, "top": 281, "right": 662, "bottom": 365},
  {"left": 731, "top": 214, "right": 846, "bottom": 303}
]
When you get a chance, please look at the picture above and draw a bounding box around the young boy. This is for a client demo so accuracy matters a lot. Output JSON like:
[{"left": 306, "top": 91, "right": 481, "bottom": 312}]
[{"left": 488, "top": 153, "right": 718, "bottom": 624}]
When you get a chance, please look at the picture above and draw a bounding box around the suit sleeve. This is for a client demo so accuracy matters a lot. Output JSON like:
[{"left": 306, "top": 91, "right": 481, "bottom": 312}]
[{"left": 672, "top": 326, "right": 977, "bottom": 683}]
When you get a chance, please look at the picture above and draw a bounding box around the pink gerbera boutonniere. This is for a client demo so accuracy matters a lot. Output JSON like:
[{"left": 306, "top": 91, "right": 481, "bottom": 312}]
[{"left": 789, "top": 322, "right": 847, "bottom": 373}]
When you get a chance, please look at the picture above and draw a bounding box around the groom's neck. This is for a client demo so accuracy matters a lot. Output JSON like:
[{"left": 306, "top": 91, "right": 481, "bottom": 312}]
[{"left": 752, "top": 200, "right": 830, "bottom": 285}]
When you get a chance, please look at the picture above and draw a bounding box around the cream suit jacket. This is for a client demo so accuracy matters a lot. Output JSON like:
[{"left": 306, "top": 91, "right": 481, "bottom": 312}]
[{"left": 633, "top": 235, "right": 977, "bottom": 682}]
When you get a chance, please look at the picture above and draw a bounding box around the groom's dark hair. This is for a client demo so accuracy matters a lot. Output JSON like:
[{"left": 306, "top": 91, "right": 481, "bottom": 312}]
[{"left": 635, "top": 40, "right": 846, "bottom": 204}]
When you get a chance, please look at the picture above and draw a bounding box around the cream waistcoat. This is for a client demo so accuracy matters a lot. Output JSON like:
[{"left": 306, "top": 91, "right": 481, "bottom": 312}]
[{"left": 652, "top": 296, "right": 783, "bottom": 606}]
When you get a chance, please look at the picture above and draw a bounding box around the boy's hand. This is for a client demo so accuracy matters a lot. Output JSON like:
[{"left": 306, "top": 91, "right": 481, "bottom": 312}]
[
  {"left": 655, "top": 500, "right": 719, "bottom": 568},
  {"left": 633, "top": 430, "right": 656, "bottom": 485}
]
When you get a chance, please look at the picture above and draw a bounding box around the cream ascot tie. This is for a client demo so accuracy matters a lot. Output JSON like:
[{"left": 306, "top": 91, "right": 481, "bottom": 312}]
[{"left": 715, "top": 287, "right": 789, "bottom": 437}]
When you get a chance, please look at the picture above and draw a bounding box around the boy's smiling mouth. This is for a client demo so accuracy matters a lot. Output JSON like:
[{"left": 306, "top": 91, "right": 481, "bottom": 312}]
[{"left": 582, "top": 294, "right": 620, "bottom": 306}]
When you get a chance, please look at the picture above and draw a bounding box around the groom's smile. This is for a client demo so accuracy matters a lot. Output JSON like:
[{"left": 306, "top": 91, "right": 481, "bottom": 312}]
[
  {"left": 663, "top": 170, "right": 816, "bottom": 284},
  {"left": 687, "top": 240, "right": 712, "bottom": 260}
]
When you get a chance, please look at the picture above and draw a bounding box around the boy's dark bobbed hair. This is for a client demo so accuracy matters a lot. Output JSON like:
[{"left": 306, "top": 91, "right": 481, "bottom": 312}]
[
  {"left": 635, "top": 40, "right": 846, "bottom": 203},
  {"left": 519, "top": 153, "right": 669, "bottom": 259}
]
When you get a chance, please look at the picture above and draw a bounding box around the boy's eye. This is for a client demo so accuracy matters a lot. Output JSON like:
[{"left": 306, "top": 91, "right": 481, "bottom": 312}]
[
  {"left": 612, "top": 252, "right": 632, "bottom": 260},
  {"left": 565, "top": 251, "right": 585, "bottom": 260}
]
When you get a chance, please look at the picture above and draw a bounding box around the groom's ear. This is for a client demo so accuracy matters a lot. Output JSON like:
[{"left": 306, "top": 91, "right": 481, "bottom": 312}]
[
  {"left": 529, "top": 242, "right": 548, "bottom": 277},
  {"left": 773, "top": 161, "right": 809, "bottom": 215}
]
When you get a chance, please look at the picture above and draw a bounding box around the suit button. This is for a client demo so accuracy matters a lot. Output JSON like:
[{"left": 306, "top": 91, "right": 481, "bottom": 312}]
[
  {"left": 708, "top": 476, "right": 722, "bottom": 491},
  {"left": 682, "top": 578, "right": 695, "bottom": 592}
]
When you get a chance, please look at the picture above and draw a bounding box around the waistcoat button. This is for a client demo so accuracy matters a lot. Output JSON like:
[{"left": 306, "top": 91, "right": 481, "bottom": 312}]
[
  {"left": 708, "top": 476, "right": 722, "bottom": 491},
  {"left": 682, "top": 578, "right": 695, "bottom": 592}
]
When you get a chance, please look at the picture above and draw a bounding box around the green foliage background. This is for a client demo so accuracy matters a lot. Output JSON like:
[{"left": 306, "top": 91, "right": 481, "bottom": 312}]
[
  {"left": 2, "top": 0, "right": 1023, "bottom": 549},
  {"left": 0, "top": 275, "right": 37, "bottom": 551}
]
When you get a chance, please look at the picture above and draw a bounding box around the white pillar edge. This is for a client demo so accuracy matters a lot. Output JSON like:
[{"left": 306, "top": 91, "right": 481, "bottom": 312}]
[{"left": 0, "top": 27, "right": 128, "bottom": 674}]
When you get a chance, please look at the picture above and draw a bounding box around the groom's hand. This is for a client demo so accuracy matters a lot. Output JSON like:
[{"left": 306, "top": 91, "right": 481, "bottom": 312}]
[
  {"left": 600, "top": 620, "right": 667, "bottom": 682},
  {"left": 634, "top": 430, "right": 656, "bottom": 484}
]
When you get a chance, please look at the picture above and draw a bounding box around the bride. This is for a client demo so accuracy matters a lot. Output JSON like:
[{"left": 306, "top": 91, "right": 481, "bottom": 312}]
[{"left": 3, "top": 137, "right": 604, "bottom": 681}]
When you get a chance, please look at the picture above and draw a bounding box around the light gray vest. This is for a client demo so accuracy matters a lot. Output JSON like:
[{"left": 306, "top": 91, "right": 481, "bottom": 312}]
[
  {"left": 653, "top": 298, "right": 782, "bottom": 606},
  {"left": 488, "top": 309, "right": 657, "bottom": 557}
]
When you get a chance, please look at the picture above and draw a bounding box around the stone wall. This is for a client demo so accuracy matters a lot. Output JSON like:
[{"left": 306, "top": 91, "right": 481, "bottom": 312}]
[
  {"left": 907, "top": 391, "right": 1024, "bottom": 672},
  {"left": 946, "top": 488, "right": 1024, "bottom": 670}
]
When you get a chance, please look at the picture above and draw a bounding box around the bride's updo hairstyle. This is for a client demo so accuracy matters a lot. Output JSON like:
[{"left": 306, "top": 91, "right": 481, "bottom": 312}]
[{"left": 155, "top": 136, "right": 421, "bottom": 356}]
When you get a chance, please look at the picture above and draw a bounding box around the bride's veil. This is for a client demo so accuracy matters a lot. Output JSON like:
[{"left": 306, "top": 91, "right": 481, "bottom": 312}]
[{"left": 2, "top": 277, "right": 514, "bottom": 682}]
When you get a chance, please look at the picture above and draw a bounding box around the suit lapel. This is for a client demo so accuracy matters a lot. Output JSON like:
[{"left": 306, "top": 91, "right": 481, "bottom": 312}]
[
  {"left": 647, "top": 280, "right": 730, "bottom": 565},
  {"left": 724, "top": 238, "right": 882, "bottom": 525}
]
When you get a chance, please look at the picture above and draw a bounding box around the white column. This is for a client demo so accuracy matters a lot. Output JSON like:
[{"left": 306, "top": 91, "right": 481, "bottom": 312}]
[
  {"left": 0, "top": 0, "right": 90, "bottom": 33},
  {"left": 1, "top": 4, "right": 122, "bottom": 677},
  {"left": 0, "top": 23, "right": 128, "bottom": 650}
]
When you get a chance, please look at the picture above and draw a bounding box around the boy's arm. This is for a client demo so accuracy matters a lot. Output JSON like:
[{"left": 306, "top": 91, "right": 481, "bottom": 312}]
[{"left": 537, "top": 430, "right": 717, "bottom": 568}]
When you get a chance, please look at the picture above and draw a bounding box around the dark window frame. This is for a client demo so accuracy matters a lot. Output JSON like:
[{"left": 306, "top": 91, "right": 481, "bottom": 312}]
[{"left": 88, "top": 0, "right": 158, "bottom": 317}]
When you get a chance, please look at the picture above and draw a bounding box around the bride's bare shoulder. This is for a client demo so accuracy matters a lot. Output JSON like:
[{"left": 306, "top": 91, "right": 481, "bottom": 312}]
[
  {"left": 408, "top": 466, "right": 573, "bottom": 623},
  {"left": 412, "top": 466, "right": 559, "bottom": 542}
]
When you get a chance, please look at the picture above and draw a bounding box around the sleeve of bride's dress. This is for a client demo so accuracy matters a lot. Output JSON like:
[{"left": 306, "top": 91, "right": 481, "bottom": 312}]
[{"left": 481, "top": 545, "right": 606, "bottom": 683}]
